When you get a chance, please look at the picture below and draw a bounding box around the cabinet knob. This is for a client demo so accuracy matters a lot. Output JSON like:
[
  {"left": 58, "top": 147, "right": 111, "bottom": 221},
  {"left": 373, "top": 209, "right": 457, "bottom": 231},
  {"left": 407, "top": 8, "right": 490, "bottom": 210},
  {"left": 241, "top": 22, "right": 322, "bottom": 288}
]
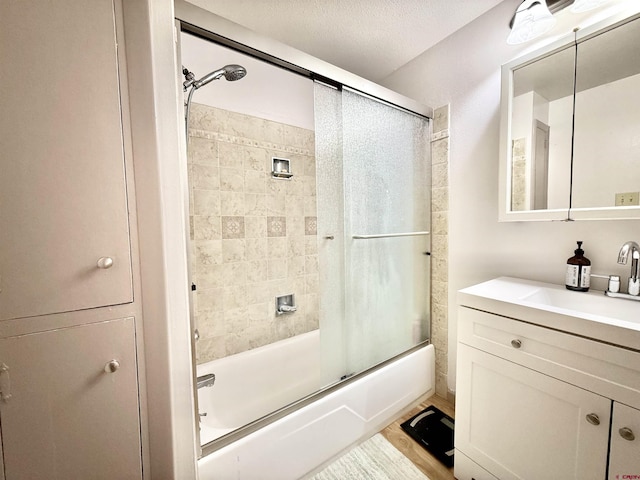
[
  {"left": 104, "top": 360, "right": 120, "bottom": 373},
  {"left": 97, "top": 257, "right": 114, "bottom": 269},
  {"left": 511, "top": 339, "right": 522, "bottom": 349},
  {"left": 586, "top": 413, "right": 600, "bottom": 426},
  {"left": 619, "top": 427, "right": 635, "bottom": 441}
]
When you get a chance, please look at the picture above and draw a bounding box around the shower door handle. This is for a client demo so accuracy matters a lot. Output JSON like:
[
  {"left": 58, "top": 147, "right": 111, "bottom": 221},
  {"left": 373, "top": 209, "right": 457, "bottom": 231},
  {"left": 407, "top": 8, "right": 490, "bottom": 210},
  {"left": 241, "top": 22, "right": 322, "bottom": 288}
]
[{"left": 352, "top": 231, "right": 430, "bottom": 239}]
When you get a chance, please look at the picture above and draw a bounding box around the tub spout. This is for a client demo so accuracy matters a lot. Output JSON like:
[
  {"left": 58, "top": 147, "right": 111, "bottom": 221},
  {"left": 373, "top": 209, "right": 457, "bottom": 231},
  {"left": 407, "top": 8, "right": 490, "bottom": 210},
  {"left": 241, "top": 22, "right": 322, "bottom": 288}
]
[{"left": 197, "top": 373, "right": 216, "bottom": 389}]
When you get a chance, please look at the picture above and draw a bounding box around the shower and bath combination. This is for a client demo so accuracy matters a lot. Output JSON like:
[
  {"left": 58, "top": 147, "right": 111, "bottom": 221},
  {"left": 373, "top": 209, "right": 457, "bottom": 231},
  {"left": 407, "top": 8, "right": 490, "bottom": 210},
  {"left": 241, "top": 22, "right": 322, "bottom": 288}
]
[
  {"left": 182, "top": 64, "right": 247, "bottom": 135},
  {"left": 177, "top": 25, "right": 432, "bottom": 478}
]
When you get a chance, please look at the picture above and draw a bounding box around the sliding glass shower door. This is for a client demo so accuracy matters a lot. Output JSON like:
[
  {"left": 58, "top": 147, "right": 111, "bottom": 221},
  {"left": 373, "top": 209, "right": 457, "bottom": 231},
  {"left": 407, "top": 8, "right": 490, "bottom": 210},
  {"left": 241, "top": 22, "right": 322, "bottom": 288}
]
[
  {"left": 315, "top": 83, "right": 431, "bottom": 382},
  {"left": 182, "top": 28, "right": 431, "bottom": 450}
]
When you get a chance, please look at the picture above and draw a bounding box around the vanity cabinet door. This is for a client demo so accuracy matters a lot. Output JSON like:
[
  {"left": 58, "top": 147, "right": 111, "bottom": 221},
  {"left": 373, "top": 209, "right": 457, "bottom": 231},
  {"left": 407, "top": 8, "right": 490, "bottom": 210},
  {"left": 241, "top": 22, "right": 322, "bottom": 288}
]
[
  {"left": 0, "top": 0, "right": 133, "bottom": 321},
  {"left": 608, "top": 402, "right": 640, "bottom": 479},
  {"left": 0, "top": 318, "right": 142, "bottom": 480},
  {"left": 456, "top": 344, "right": 610, "bottom": 480}
]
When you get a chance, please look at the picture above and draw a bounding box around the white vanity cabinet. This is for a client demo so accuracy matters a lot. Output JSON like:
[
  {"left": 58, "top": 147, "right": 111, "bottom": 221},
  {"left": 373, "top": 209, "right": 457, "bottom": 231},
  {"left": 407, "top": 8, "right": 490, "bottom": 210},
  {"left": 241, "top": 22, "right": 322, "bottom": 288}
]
[
  {"left": 0, "top": 0, "right": 134, "bottom": 321},
  {"left": 0, "top": 317, "right": 142, "bottom": 480},
  {"left": 609, "top": 402, "right": 640, "bottom": 480},
  {"left": 456, "top": 343, "right": 610, "bottom": 479},
  {"left": 455, "top": 280, "right": 640, "bottom": 480}
]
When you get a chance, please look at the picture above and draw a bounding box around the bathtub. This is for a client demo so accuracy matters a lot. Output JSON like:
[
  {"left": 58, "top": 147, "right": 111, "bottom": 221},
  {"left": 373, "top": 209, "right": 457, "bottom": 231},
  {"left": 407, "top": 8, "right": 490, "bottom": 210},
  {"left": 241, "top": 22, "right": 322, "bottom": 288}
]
[
  {"left": 197, "top": 330, "right": 435, "bottom": 479},
  {"left": 196, "top": 330, "right": 323, "bottom": 445}
]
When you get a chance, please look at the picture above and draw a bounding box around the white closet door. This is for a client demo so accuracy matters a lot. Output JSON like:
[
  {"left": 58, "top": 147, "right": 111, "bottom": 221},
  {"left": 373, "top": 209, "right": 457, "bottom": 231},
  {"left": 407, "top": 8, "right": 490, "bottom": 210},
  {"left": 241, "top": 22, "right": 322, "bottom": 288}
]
[
  {"left": 0, "top": 0, "right": 133, "bottom": 321},
  {"left": 0, "top": 318, "right": 142, "bottom": 480}
]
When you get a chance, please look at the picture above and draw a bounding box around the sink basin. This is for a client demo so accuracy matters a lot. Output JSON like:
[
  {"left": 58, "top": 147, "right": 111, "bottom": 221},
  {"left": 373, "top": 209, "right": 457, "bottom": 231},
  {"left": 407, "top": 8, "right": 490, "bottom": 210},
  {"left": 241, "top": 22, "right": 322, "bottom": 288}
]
[
  {"left": 458, "top": 277, "right": 640, "bottom": 339},
  {"left": 519, "top": 286, "right": 640, "bottom": 323}
]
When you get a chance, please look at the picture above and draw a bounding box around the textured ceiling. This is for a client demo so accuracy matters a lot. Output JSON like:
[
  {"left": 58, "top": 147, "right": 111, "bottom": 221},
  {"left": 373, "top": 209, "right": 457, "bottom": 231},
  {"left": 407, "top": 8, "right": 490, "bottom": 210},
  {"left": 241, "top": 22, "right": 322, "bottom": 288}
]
[{"left": 186, "top": 0, "right": 508, "bottom": 82}]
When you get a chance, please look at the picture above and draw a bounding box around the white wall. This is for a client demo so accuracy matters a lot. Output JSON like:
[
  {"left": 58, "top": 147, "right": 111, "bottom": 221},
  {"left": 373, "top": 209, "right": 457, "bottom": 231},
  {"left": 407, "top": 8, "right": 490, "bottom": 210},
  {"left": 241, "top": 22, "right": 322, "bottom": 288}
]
[
  {"left": 180, "top": 32, "right": 314, "bottom": 130},
  {"left": 382, "top": 0, "right": 640, "bottom": 393}
]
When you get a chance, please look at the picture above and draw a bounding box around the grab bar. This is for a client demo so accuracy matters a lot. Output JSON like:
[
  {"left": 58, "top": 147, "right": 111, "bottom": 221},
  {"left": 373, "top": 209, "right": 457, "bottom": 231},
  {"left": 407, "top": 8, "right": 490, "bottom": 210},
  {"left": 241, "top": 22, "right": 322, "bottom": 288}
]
[
  {"left": 352, "top": 231, "right": 429, "bottom": 239},
  {"left": 197, "top": 373, "right": 216, "bottom": 389}
]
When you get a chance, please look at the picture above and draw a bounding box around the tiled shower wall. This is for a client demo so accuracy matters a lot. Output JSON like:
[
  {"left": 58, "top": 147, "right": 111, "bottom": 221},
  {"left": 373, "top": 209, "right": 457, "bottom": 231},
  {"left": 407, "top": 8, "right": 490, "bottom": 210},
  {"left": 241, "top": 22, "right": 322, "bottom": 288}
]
[
  {"left": 431, "top": 104, "right": 450, "bottom": 399},
  {"left": 188, "top": 102, "right": 319, "bottom": 364}
]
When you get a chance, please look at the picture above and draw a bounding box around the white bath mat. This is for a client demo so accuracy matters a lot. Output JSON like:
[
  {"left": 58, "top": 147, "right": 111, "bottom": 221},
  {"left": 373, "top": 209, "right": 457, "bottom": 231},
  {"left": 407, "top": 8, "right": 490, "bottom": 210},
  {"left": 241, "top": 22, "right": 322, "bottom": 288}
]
[{"left": 309, "top": 433, "right": 431, "bottom": 480}]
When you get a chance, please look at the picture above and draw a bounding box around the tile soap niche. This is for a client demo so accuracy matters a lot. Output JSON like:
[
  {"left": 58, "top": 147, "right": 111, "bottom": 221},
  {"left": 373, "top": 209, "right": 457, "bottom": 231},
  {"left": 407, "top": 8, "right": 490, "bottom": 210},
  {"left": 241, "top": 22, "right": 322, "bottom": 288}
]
[
  {"left": 272, "top": 157, "right": 293, "bottom": 179},
  {"left": 276, "top": 294, "right": 297, "bottom": 315}
]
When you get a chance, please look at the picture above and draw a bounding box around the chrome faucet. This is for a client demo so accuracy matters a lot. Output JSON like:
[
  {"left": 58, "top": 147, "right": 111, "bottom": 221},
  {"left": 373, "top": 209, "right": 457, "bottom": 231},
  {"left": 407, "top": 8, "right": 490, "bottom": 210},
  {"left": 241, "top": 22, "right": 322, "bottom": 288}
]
[{"left": 617, "top": 241, "right": 640, "bottom": 295}]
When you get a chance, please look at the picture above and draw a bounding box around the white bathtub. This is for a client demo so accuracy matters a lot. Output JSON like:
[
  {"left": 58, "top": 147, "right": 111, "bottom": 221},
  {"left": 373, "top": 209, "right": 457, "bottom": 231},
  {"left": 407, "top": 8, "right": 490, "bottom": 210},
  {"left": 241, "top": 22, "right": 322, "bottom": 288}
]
[
  {"left": 197, "top": 332, "right": 435, "bottom": 479},
  {"left": 196, "top": 330, "right": 323, "bottom": 445}
]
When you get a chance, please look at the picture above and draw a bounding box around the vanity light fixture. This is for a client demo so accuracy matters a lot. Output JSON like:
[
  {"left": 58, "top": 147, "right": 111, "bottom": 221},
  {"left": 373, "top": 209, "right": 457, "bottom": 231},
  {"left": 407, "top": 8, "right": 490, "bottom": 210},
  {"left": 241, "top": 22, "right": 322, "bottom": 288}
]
[
  {"left": 507, "top": 0, "right": 557, "bottom": 45},
  {"left": 570, "top": 0, "right": 611, "bottom": 13}
]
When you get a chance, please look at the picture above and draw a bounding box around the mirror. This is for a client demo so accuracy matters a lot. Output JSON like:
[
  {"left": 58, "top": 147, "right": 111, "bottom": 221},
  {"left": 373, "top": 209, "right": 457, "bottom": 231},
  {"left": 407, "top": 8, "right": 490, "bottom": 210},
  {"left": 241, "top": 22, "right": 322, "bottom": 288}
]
[
  {"left": 510, "top": 45, "right": 575, "bottom": 212},
  {"left": 572, "top": 16, "right": 640, "bottom": 212},
  {"left": 500, "top": 12, "right": 640, "bottom": 221}
]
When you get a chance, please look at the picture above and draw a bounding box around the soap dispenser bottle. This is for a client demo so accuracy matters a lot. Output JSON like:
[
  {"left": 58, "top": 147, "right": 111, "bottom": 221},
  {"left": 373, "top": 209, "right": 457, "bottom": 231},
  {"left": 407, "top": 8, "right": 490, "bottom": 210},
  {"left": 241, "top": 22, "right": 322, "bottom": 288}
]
[{"left": 566, "top": 241, "right": 591, "bottom": 292}]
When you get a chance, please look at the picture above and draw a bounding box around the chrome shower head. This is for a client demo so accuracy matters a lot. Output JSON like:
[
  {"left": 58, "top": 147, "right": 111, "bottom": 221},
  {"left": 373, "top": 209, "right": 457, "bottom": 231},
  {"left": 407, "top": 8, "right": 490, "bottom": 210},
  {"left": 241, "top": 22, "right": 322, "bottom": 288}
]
[
  {"left": 190, "top": 64, "right": 247, "bottom": 89},
  {"left": 221, "top": 64, "right": 247, "bottom": 81}
]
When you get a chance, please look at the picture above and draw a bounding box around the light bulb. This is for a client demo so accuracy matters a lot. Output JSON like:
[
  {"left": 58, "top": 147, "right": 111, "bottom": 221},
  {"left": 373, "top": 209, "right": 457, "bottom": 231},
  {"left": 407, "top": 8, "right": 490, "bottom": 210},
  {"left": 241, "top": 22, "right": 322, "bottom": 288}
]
[{"left": 507, "top": 0, "right": 556, "bottom": 45}]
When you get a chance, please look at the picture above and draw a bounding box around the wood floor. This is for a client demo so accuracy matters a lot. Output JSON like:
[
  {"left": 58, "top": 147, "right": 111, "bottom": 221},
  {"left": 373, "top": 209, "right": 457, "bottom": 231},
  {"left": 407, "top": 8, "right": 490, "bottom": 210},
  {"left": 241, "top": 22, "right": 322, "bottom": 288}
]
[{"left": 381, "top": 394, "right": 456, "bottom": 480}]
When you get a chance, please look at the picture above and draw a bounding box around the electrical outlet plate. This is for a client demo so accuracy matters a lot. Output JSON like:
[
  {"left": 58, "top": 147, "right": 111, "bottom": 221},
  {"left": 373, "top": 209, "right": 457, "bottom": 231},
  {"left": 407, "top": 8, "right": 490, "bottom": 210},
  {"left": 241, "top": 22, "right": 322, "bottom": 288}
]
[{"left": 615, "top": 192, "right": 640, "bottom": 206}]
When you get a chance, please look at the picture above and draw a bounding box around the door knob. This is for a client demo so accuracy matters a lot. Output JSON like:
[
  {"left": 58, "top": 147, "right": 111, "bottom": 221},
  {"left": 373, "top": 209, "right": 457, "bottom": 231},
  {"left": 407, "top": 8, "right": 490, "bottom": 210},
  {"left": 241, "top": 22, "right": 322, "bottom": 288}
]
[
  {"left": 104, "top": 360, "right": 120, "bottom": 373},
  {"left": 511, "top": 339, "right": 522, "bottom": 349},
  {"left": 97, "top": 257, "right": 114, "bottom": 269}
]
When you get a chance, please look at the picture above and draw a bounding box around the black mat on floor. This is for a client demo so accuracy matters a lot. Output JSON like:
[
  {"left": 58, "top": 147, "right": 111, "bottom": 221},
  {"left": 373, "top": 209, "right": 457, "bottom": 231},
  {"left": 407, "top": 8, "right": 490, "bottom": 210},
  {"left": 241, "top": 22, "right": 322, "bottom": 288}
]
[{"left": 400, "top": 405, "right": 455, "bottom": 467}]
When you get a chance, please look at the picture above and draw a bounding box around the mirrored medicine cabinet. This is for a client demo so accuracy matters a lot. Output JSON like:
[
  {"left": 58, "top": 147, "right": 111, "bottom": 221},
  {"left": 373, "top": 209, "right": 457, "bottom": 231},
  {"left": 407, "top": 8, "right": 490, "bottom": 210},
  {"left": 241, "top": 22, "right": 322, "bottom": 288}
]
[{"left": 499, "top": 11, "right": 640, "bottom": 221}]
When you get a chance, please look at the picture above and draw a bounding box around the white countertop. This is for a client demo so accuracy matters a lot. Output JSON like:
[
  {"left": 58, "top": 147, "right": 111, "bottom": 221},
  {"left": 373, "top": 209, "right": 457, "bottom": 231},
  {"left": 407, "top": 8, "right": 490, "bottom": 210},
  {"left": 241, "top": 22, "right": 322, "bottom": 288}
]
[{"left": 458, "top": 277, "right": 640, "bottom": 352}]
